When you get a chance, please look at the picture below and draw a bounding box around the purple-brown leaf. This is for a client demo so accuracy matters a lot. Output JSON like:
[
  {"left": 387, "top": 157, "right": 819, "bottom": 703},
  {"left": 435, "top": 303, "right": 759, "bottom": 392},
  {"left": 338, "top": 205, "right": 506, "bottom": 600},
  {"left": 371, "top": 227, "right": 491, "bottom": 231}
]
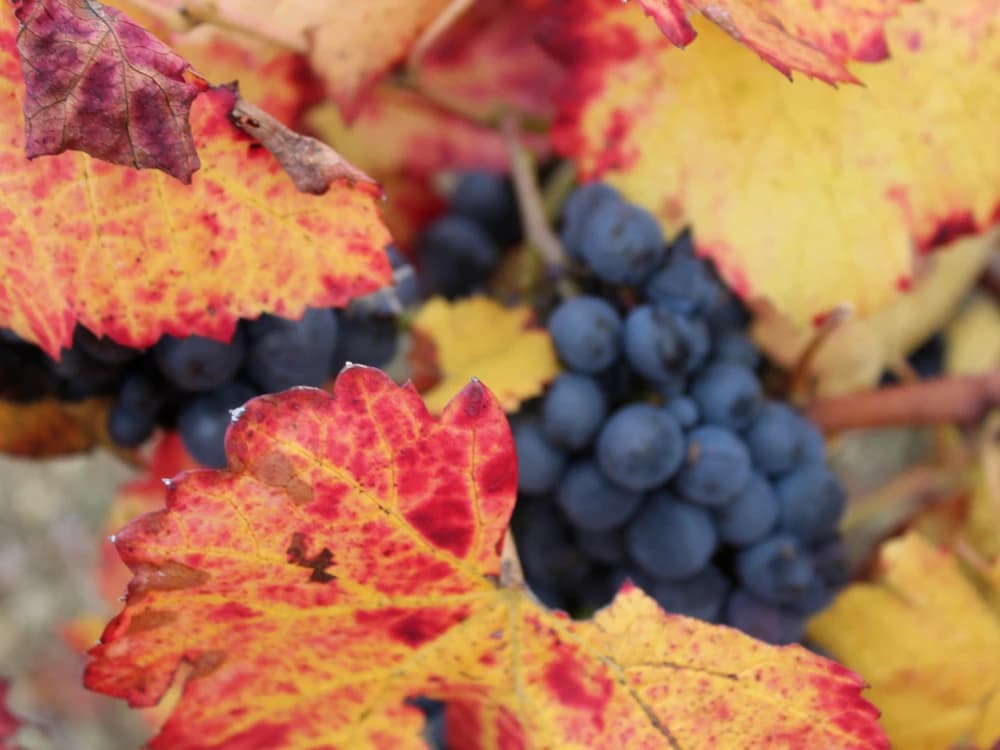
[{"left": 12, "top": 0, "right": 205, "bottom": 182}]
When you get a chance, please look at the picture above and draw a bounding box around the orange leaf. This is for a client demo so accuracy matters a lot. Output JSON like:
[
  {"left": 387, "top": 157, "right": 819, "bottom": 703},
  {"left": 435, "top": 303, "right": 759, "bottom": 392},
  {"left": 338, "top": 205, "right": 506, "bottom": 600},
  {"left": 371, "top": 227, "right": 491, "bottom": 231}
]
[
  {"left": 0, "top": 10, "right": 392, "bottom": 357},
  {"left": 635, "top": 0, "right": 909, "bottom": 84},
  {"left": 409, "top": 295, "right": 560, "bottom": 414},
  {"left": 86, "top": 366, "right": 887, "bottom": 749},
  {"left": 809, "top": 532, "right": 1000, "bottom": 749},
  {"left": 12, "top": 0, "right": 206, "bottom": 182},
  {"left": 0, "top": 397, "right": 111, "bottom": 457},
  {"left": 545, "top": 0, "right": 1000, "bottom": 323}
]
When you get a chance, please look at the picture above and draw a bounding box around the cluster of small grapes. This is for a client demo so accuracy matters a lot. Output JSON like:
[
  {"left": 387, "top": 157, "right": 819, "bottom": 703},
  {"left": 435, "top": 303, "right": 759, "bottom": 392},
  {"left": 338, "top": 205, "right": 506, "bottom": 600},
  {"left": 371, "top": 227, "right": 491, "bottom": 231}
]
[
  {"left": 511, "top": 184, "right": 849, "bottom": 645},
  {"left": 0, "top": 247, "right": 416, "bottom": 466}
]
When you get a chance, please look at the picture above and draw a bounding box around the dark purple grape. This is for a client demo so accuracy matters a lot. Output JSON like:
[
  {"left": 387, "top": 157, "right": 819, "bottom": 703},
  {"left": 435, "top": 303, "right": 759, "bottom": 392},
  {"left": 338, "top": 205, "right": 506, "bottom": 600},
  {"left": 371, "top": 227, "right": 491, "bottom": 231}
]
[
  {"left": 560, "top": 183, "right": 622, "bottom": 260},
  {"left": 626, "top": 492, "right": 717, "bottom": 581},
  {"left": 579, "top": 201, "right": 666, "bottom": 284},
  {"left": 512, "top": 420, "right": 567, "bottom": 494},
  {"left": 672, "top": 426, "right": 751, "bottom": 507},
  {"left": 774, "top": 463, "right": 846, "bottom": 542},
  {"left": 690, "top": 361, "right": 763, "bottom": 431},
  {"left": 725, "top": 589, "right": 807, "bottom": 645},
  {"left": 541, "top": 374, "right": 607, "bottom": 450},
  {"left": 178, "top": 382, "right": 257, "bottom": 468},
  {"left": 557, "top": 461, "right": 643, "bottom": 531},
  {"left": 246, "top": 308, "right": 338, "bottom": 392},
  {"left": 714, "top": 472, "right": 779, "bottom": 546},
  {"left": 155, "top": 330, "right": 246, "bottom": 392},
  {"left": 418, "top": 214, "right": 500, "bottom": 299},
  {"left": 548, "top": 296, "right": 622, "bottom": 373},
  {"left": 595, "top": 404, "right": 684, "bottom": 491}
]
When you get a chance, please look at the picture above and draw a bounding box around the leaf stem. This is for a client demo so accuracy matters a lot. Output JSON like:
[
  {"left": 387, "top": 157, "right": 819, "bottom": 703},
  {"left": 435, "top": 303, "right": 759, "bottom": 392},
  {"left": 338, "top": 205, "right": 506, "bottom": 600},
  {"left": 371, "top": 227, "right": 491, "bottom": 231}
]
[
  {"left": 788, "top": 304, "right": 852, "bottom": 402},
  {"left": 406, "top": 0, "right": 476, "bottom": 73},
  {"left": 807, "top": 366, "right": 1000, "bottom": 434}
]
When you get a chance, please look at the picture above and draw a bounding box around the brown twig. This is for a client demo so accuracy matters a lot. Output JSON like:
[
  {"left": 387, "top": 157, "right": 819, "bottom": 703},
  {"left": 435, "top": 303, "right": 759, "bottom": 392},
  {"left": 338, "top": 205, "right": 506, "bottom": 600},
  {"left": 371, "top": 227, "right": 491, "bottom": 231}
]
[
  {"left": 500, "top": 114, "right": 570, "bottom": 273},
  {"left": 787, "top": 304, "right": 852, "bottom": 402},
  {"left": 808, "top": 366, "right": 1000, "bottom": 434},
  {"left": 175, "top": 0, "right": 304, "bottom": 50}
]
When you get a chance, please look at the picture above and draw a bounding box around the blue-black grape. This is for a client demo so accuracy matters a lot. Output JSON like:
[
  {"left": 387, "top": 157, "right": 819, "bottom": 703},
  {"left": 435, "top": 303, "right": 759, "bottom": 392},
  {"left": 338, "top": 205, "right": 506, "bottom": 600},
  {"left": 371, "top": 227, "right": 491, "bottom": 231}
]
[
  {"left": 155, "top": 330, "right": 246, "bottom": 391},
  {"left": 418, "top": 214, "right": 500, "bottom": 299},
  {"left": 351, "top": 246, "right": 420, "bottom": 317},
  {"left": 579, "top": 200, "right": 666, "bottom": 284},
  {"left": 724, "top": 589, "right": 807, "bottom": 645},
  {"left": 548, "top": 296, "right": 622, "bottom": 373},
  {"left": 575, "top": 527, "right": 629, "bottom": 566},
  {"left": 664, "top": 397, "right": 699, "bottom": 429},
  {"left": 774, "top": 463, "right": 846, "bottom": 542},
  {"left": 330, "top": 313, "right": 398, "bottom": 372},
  {"left": 672, "top": 425, "right": 751, "bottom": 507},
  {"left": 736, "top": 534, "right": 816, "bottom": 605},
  {"left": 107, "top": 373, "right": 163, "bottom": 447},
  {"left": 644, "top": 232, "right": 724, "bottom": 315},
  {"left": 623, "top": 305, "right": 689, "bottom": 384},
  {"left": 557, "top": 461, "right": 643, "bottom": 531},
  {"left": 714, "top": 472, "right": 779, "bottom": 546},
  {"left": 626, "top": 492, "right": 717, "bottom": 581},
  {"left": 178, "top": 381, "right": 257, "bottom": 468},
  {"left": 744, "top": 403, "right": 807, "bottom": 476},
  {"left": 689, "top": 361, "right": 762, "bottom": 431},
  {"left": 50, "top": 347, "right": 124, "bottom": 400},
  {"left": 512, "top": 420, "right": 567, "bottom": 494},
  {"left": 514, "top": 499, "right": 591, "bottom": 594},
  {"left": 595, "top": 403, "right": 684, "bottom": 491},
  {"left": 645, "top": 563, "right": 730, "bottom": 622},
  {"left": 560, "top": 183, "right": 621, "bottom": 260},
  {"left": 246, "top": 308, "right": 338, "bottom": 392},
  {"left": 711, "top": 330, "right": 760, "bottom": 369},
  {"left": 0, "top": 338, "right": 59, "bottom": 401},
  {"left": 450, "top": 170, "right": 520, "bottom": 246},
  {"left": 541, "top": 373, "right": 607, "bottom": 450}
]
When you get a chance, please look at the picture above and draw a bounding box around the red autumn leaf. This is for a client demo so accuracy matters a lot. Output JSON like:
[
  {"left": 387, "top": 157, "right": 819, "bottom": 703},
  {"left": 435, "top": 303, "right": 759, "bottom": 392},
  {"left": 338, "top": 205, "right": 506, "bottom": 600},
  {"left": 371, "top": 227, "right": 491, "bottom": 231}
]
[
  {"left": 634, "top": 0, "right": 911, "bottom": 84},
  {"left": 12, "top": 0, "right": 206, "bottom": 182},
  {"left": 0, "top": 680, "right": 24, "bottom": 750},
  {"left": 0, "top": 6, "right": 392, "bottom": 357},
  {"left": 85, "top": 366, "right": 887, "bottom": 749}
]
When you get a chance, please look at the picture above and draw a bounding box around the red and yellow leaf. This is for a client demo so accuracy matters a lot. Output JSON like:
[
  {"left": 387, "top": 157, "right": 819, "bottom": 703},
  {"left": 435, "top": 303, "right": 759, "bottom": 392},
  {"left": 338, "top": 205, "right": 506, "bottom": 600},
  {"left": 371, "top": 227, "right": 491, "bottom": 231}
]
[
  {"left": 635, "top": 0, "right": 909, "bottom": 84},
  {"left": 12, "top": 0, "right": 205, "bottom": 182},
  {"left": 0, "top": 397, "right": 111, "bottom": 457},
  {"left": 409, "top": 295, "right": 560, "bottom": 415},
  {"left": 809, "top": 532, "right": 1000, "bottom": 750},
  {"left": 545, "top": 0, "right": 1000, "bottom": 324},
  {"left": 0, "top": 8, "right": 391, "bottom": 357},
  {"left": 86, "top": 366, "right": 887, "bottom": 749}
]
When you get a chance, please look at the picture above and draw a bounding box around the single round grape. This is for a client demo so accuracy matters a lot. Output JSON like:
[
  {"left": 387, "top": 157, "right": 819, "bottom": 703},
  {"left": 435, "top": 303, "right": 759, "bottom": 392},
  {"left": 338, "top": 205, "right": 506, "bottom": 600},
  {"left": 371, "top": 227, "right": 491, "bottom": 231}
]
[
  {"left": 672, "top": 426, "right": 751, "bottom": 507},
  {"left": 155, "top": 330, "right": 246, "bottom": 392},
  {"left": 645, "top": 563, "right": 730, "bottom": 622},
  {"left": 548, "top": 296, "right": 622, "bottom": 373},
  {"left": 512, "top": 420, "right": 567, "bottom": 494},
  {"left": 417, "top": 214, "right": 500, "bottom": 299},
  {"left": 774, "top": 463, "right": 846, "bottom": 542},
  {"left": 542, "top": 374, "right": 607, "bottom": 450},
  {"left": 664, "top": 397, "right": 699, "bottom": 429},
  {"left": 736, "top": 534, "right": 816, "bottom": 605},
  {"left": 623, "top": 305, "right": 688, "bottom": 384},
  {"left": 725, "top": 589, "right": 807, "bottom": 645},
  {"left": 178, "top": 381, "right": 257, "bottom": 468},
  {"left": 626, "top": 492, "right": 718, "bottom": 581},
  {"left": 246, "top": 308, "right": 338, "bottom": 392},
  {"left": 744, "top": 403, "right": 807, "bottom": 476},
  {"left": 596, "top": 403, "right": 684, "bottom": 491},
  {"left": 557, "top": 461, "right": 644, "bottom": 531},
  {"left": 107, "top": 398, "right": 157, "bottom": 448},
  {"left": 560, "top": 183, "right": 622, "bottom": 259},
  {"left": 690, "top": 361, "right": 763, "bottom": 431},
  {"left": 579, "top": 201, "right": 666, "bottom": 284},
  {"left": 714, "top": 472, "right": 779, "bottom": 546}
]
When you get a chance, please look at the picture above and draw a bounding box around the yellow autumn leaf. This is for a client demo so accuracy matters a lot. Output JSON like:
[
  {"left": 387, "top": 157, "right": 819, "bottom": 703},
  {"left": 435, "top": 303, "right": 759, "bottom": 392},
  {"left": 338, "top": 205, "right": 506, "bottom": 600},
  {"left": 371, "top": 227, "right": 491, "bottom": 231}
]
[
  {"left": 946, "top": 294, "right": 1000, "bottom": 376},
  {"left": 551, "top": 0, "right": 1000, "bottom": 324},
  {"left": 751, "top": 232, "right": 997, "bottom": 395},
  {"left": 410, "top": 296, "right": 560, "bottom": 414},
  {"left": 809, "top": 532, "right": 1000, "bottom": 750}
]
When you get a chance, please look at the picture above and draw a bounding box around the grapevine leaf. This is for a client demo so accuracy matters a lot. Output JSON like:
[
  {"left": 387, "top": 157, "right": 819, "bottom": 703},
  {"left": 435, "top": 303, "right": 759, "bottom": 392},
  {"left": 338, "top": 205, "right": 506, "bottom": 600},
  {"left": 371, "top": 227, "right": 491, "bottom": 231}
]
[
  {"left": 809, "top": 532, "right": 1000, "bottom": 749},
  {"left": 0, "top": 680, "right": 24, "bottom": 750},
  {"left": 409, "top": 296, "right": 560, "bottom": 415},
  {"left": 545, "top": 0, "right": 1000, "bottom": 323},
  {"left": 635, "top": 0, "right": 909, "bottom": 84},
  {"left": 0, "top": 9, "right": 392, "bottom": 358},
  {"left": 0, "top": 397, "right": 111, "bottom": 457},
  {"left": 945, "top": 294, "right": 1000, "bottom": 376},
  {"left": 12, "top": 0, "right": 205, "bottom": 182},
  {"left": 85, "top": 366, "right": 887, "bottom": 749}
]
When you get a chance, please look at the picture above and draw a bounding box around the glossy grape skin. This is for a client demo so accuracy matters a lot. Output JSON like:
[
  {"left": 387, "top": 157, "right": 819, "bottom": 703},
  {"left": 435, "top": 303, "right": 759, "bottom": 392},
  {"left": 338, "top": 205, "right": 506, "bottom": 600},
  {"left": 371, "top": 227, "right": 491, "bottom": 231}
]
[
  {"left": 672, "top": 426, "right": 752, "bottom": 507},
  {"left": 596, "top": 404, "right": 684, "bottom": 491},
  {"left": 548, "top": 296, "right": 622, "bottom": 373},
  {"left": 626, "top": 492, "right": 718, "bottom": 581}
]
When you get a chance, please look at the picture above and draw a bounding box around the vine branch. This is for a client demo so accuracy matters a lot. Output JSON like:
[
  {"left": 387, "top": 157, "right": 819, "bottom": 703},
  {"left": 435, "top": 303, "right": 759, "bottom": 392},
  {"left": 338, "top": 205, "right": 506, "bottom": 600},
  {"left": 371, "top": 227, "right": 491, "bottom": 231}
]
[{"left": 807, "top": 366, "right": 1000, "bottom": 434}]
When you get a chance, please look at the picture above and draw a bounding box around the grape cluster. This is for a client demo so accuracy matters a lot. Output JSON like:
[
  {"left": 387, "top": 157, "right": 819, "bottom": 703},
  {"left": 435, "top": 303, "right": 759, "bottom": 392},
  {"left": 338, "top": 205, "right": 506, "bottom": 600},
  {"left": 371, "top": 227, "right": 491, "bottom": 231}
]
[
  {"left": 0, "top": 247, "right": 415, "bottom": 466},
  {"left": 511, "top": 184, "right": 848, "bottom": 645}
]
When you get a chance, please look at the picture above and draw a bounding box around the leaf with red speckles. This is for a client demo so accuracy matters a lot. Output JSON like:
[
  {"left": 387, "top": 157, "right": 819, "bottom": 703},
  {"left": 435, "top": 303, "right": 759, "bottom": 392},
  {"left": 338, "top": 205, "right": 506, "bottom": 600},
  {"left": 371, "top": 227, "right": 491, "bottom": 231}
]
[
  {"left": 409, "top": 295, "right": 560, "bottom": 415},
  {"left": 0, "top": 679, "right": 25, "bottom": 750},
  {"left": 809, "top": 532, "right": 1000, "bottom": 749},
  {"left": 544, "top": 0, "right": 1000, "bottom": 323},
  {"left": 12, "top": 0, "right": 206, "bottom": 182},
  {"left": 0, "top": 8, "right": 391, "bottom": 358},
  {"left": 85, "top": 365, "right": 887, "bottom": 749},
  {"left": 0, "top": 397, "right": 112, "bottom": 457},
  {"left": 635, "top": 0, "right": 910, "bottom": 84}
]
